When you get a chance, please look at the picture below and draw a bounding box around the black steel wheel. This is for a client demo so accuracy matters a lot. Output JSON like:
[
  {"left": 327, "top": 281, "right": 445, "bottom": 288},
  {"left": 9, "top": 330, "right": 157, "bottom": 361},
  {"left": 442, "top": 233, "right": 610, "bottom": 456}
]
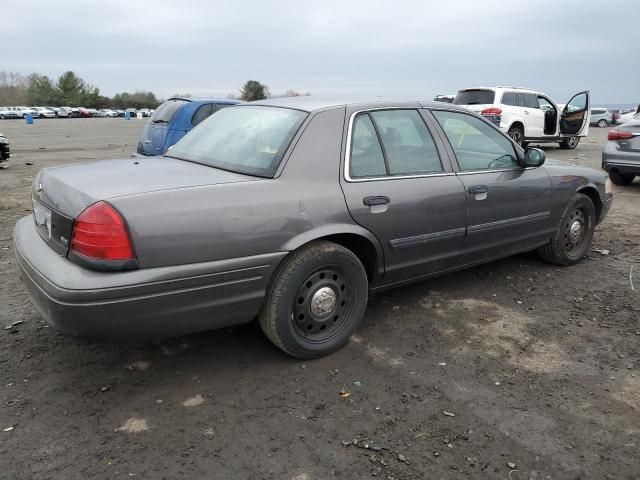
[
  {"left": 259, "top": 240, "right": 368, "bottom": 359},
  {"left": 538, "top": 193, "right": 596, "bottom": 265},
  {"left": 560, "top": 137, "right": 580, "bottom": 149}
]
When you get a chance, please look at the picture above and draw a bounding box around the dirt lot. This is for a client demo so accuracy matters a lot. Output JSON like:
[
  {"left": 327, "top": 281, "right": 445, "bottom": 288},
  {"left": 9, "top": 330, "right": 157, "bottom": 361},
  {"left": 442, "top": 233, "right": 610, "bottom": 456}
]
[{"left": 0, "top": 118, "right": 638, "bottom": 480}]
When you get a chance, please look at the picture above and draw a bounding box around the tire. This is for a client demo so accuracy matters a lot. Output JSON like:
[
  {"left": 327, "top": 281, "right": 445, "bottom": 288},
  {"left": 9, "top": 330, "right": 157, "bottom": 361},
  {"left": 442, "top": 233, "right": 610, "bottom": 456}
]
[
  {"left": 537, "top": 193, "right": 596, "bottom": 266},
  {"left": 507, "top": 125, "right": 525, "bottom": 147},
  {"left": 560, "top": 137, "right": 580, "bottom": 149},
  {"left": 597, "top": 119, "right": 608, "bottom": 128},
  {"left": 609, "top": 170, "right": 635, "bottom": 186},
  {"left": 259, "top": 240, "right": 368, "bottom": 359}
]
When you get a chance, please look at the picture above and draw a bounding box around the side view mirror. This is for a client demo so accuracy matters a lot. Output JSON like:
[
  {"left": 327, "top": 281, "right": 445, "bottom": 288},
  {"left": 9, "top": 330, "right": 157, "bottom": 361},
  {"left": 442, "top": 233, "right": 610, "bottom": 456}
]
[{"left": 523, "top": 147, "right": 546, "bottom": 167}]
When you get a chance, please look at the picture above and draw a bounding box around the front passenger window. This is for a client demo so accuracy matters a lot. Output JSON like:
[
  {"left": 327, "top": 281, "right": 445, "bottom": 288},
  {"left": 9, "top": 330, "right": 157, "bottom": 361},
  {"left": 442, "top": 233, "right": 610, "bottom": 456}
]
[{"left": 432, "top": 110, "right": 519, "bottom": 171}]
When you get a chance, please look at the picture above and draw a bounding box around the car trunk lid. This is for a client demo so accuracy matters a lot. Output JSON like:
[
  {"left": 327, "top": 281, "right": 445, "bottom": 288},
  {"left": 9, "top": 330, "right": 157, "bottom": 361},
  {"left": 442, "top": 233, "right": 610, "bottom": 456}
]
[{"left": 32, "top": 157, "right": 254, "bottom": 254}]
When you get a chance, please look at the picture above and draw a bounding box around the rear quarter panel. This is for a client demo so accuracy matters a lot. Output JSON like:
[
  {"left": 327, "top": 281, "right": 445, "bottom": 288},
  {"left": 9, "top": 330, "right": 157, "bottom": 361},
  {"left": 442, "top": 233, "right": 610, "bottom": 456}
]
[{"left": 110, "top": 107, "right": 379, "bottom": 269}]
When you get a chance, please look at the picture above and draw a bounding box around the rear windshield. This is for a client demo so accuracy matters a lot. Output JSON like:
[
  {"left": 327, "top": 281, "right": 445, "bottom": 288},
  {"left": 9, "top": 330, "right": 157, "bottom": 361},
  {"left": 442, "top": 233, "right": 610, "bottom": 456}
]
[
  {"left": 453, "top": 90, "right": 495, "bottom": 105},
  {"left": 167, "top": 106, "right": 307, "bottom": 177},
  {"left": 150, "top": 99, "right": 188, "bottom": 123}
]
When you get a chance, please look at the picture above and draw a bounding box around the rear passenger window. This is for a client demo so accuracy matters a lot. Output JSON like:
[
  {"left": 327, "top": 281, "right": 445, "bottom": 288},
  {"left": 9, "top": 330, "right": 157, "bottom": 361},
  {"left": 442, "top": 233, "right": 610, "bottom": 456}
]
[
  {"left": 191, "top": 104, "right": 213, "bottom": 126},
  {"left": 524, "top": 94, "right": 539, "bottom": 108},
  {"left": 349, "top": 114, "right": 387, "bottom": 178},
  {"left": 370, "top": 110, "right": 442, "bottom": 176},
  {"left": 214, "top": 103, "right": 232, "bottom": 112},
  {"left": 349, "top": 110, "right": 442, "bottom": 179},
  {"left": 502, "top": 92, "right": 517, "bottom": 106}
]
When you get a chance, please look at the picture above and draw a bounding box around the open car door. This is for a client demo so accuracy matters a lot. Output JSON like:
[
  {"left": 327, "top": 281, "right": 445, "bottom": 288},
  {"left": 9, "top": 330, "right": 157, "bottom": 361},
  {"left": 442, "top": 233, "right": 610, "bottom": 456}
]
[{"left": 560, "top": 91, "right": 590, "bottom": 136}]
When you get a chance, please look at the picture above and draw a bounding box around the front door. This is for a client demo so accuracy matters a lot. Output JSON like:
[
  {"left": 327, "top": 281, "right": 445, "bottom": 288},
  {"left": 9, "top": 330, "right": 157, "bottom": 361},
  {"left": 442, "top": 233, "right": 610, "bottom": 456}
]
[
  {"left": 560, "top": 91, "right": 590, "bottom": 137},
  {"left": 340, "top": 108, "right": 468, "bottom": 285},
  {"left": 430, "top": 109, "right": 553, "bottom": 265}
]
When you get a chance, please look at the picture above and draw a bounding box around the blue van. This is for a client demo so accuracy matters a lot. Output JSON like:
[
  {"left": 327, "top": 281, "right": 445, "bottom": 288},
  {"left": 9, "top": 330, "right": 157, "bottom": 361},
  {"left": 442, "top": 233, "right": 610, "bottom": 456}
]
[{"left": 137, "top": 97, "right": 240, "bottom": 156}]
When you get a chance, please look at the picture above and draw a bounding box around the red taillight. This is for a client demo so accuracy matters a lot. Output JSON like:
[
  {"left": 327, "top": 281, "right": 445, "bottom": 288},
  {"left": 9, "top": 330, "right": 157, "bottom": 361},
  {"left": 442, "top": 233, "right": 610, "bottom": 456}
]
[
  {"left": 608, "top": 130, "right": 634, "bottom": 141},
  {"left": 70, "top": 201, "right": 135, "bottom": 260},
  {"left": 481, "top": 107, "right": 502, "bottom": 116}
]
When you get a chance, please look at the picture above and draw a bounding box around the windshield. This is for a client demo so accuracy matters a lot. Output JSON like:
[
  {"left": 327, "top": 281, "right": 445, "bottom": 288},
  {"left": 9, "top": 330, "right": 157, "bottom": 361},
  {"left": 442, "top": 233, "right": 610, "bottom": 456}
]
[
  {"left": 453, "top": 90, "right": 495, "bottom": 105},
  {"left": 167, "top": 106, "right": 307, "bottom": 177},
  {"left": 150, "top": 99, "right": 188, "bottom": 123}
]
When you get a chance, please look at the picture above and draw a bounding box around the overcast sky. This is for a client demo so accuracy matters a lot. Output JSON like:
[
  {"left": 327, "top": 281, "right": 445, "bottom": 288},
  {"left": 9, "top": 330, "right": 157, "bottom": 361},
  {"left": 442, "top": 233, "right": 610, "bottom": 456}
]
[{"left": 3, "top": 0, "right": 638, "bottom": 104}]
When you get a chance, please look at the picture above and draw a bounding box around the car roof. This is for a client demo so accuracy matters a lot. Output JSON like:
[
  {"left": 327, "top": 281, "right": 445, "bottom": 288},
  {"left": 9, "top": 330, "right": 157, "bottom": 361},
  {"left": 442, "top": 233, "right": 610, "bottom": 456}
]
[
  {"left": 168, "top": 96, "right": 240, "bottom": 104},
  {"left": 244, "top": 96, "right": 472, "bottom": 113},
  {"left": 459, "top": 86, "right": 542, "bottom": 95}
]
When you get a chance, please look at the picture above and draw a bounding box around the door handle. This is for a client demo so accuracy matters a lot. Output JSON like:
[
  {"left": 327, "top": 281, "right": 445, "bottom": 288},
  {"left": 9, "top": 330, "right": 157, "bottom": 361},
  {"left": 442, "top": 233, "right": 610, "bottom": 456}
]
[
  {"left": 468, "top": 185, "right": 488, "bottom": 194},
  {"left": 524, "top": 110, "right": 530, "bottom": 115},
  {"left": 363, "top": 196, "right": 390, "bottom": 206}
]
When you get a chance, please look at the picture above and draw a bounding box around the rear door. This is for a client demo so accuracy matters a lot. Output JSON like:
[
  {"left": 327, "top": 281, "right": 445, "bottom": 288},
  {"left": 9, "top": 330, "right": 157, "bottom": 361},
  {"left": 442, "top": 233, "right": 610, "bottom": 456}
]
[
  {"left": 560, "top": 91, "right": 590, "bottom": 137},
  {"left": 340, "top": 108, "right": 467, "bottom": 285},
  {"left": 430, "top": 109, "right": 553, "bottom": 265},
  {"left": 520, "top": 93, "right": 545, "bottom": 137}
]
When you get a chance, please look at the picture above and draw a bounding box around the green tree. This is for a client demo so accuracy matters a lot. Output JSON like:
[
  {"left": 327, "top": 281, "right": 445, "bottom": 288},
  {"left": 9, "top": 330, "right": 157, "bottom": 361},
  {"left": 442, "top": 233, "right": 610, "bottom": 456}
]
[
  {"left": 239, "top": 80, "right": 268, "bottom": 101},
  {"left": 26, "top": 74, "right": 59, "bottom": 105},
  {"left": 57, "top": 71, "right": 88, "bottom": 105}
]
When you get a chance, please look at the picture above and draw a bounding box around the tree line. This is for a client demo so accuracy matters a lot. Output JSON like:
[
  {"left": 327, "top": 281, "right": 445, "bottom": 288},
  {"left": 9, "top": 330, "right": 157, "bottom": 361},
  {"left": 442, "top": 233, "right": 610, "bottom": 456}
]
[
  {"left": 0, "top": 71, "right": 309, "bottom": 108},
  {"left": 0, "top": 71, "right": 160, "bottom": 109}
]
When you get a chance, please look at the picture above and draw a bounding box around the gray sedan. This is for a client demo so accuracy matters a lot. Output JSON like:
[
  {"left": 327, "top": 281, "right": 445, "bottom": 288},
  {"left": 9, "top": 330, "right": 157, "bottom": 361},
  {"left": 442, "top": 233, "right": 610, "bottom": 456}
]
[{"left": 14, "top": 98, "right": 613, "bottom": 358}]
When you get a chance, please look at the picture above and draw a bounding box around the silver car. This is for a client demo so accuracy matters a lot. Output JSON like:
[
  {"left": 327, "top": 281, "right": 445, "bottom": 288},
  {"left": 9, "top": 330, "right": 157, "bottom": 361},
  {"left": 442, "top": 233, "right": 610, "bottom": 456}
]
[
  {"left": 602, "top": 117, "right": 640, "bottom": 185},
  {"left": 14, "top": 98, "right": 613, "bottom": 358}
]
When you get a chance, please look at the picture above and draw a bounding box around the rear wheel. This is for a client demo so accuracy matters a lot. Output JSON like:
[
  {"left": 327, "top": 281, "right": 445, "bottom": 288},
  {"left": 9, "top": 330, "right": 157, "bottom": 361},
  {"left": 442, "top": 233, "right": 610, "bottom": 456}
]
[
  {"left": 538, "top": 193, "right": 596, "bottom": 265},
  {"left": 609, "top": 170, "right": 635, "bottom": 186},
  {"left": 259, "top": 240, "right": 368, "bottom": 359},
  {"left": 560, "top": 137, "right": 580, "bottom": 149},
  {"left": 507, "top": 125, "right": 525, "bottom": 147},
  {"left": 597, "top": 119, "right": 608, "bottom": 128}
]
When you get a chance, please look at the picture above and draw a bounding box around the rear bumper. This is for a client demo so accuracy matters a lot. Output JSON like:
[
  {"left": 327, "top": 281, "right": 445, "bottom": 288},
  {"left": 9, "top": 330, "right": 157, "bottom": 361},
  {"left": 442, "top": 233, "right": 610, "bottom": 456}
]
[
  {"left": 602, "top": 142, "right": 640, "bottom": 175},
  {"left": 14, "top": 216, "right": 286, "bottom": 339}
]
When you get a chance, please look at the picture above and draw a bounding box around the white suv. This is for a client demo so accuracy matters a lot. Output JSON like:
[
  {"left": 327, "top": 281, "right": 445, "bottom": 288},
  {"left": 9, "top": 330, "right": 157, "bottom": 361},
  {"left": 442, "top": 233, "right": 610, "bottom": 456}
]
[{"left": 453, "top": 87, "right": 590, "bottom": 150}]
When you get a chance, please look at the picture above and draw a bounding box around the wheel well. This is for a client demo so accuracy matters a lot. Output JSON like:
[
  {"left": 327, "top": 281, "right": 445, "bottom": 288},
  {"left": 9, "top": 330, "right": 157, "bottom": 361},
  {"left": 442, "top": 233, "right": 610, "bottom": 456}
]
[
  {"left": 509, "top": 121, "right": 525, "bottom": 133},
  {"left": 321, "top": 233, "right": 379, "bottom": 282},
  {"left": 578, "top": 186, "right": 602, "bottom": 222}
]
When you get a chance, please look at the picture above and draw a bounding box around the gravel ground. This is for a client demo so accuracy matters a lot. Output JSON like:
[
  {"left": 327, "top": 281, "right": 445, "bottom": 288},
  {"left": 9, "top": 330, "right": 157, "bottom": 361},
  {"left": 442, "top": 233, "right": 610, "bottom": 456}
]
[{"left": 0, "top": 118, "right": 638, "bottom": 480}]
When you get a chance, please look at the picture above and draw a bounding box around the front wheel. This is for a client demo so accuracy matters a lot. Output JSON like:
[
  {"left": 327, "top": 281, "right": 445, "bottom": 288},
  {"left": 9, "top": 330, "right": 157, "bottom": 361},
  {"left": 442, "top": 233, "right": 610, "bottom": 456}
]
[
  {"left": 597, "top": 119, "right": 608, "bottom": 128},
  {"left": 560, "top": 137, "right": 580, "bottom": 149},
  {"left": 259, "top": 240, "right": 368, "bottom": 359},
  {"left": 537, "top": 193, "right": 596, "bottom": 266}
]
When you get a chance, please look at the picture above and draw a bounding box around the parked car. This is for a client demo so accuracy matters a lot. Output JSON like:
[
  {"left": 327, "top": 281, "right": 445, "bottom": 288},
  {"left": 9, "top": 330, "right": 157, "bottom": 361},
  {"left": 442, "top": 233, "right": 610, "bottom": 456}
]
[
  {"left": 602, "top": 117, "right": 640, "bottom": 185},
  {"left": 618, "top": 110, "right": 639, "bottom": 124},
  {"left": 138, "top": 109, "right": 152, "bottom": 117},
  {"left": 590, "top": 108, "right": 612, "bottom": 127},
  {"left": 136, "top": 97, "right": 240, "bottom": 156},
  {"left": 14, "top": 98, "right": 612, "bottom": 358},
  {"left": 433, "top": 94, "right": 455, "bottom": 103},
  {"left": 0, "top": 107, "right": 19, "bottom": 120},
  {"left": 453, "top": 86, "right": 590, "bottom": 149},
  {"left": 31, "top": 107, "right": 57, "bottom": 119},
  {"left": 77, "top": 108, "right": 94, "bottom": 118},
  {"left": 96, "top": 109, "right": 118, "bottom": 118},
  {"left": 56, "top": 107, "right": 75, "bottom": 118},
  {"left": 7, "top": 106, "right": 37, "bottom": 118},
  {"left": 0, "top": 132, "right": 9, "bottom": 161}
]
